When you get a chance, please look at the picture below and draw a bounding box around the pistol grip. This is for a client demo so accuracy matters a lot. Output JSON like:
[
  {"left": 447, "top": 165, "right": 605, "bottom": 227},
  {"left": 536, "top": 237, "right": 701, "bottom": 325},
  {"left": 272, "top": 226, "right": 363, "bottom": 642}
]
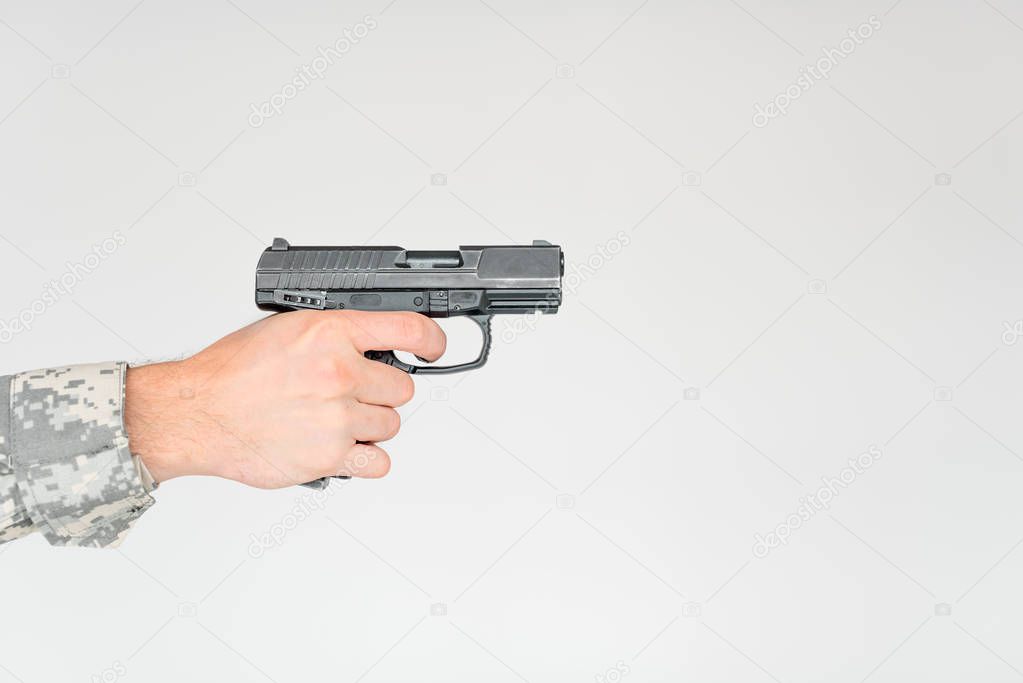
[{"left": 300, "top": 475, "right": 349, "bottom": 490}]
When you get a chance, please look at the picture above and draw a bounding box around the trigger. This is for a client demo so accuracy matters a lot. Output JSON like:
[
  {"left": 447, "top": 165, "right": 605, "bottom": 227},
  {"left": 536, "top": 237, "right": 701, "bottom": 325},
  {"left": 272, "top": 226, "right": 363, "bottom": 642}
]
[
  {"left": 415, "top": 354, "right": 432, "bottom": 363},
  {"left": 364, "top": 350, "right": 417, "bottom": 374}
]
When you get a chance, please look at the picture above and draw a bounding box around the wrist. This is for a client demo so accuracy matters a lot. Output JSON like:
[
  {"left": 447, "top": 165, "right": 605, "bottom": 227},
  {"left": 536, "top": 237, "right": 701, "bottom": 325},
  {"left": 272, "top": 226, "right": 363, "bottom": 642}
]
[{"left": 124, "top": 361, "right": 204, "bottom": 482}]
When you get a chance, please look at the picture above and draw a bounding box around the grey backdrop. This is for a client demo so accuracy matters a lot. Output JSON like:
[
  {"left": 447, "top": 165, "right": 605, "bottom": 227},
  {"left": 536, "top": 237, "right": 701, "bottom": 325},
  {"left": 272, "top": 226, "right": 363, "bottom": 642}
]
[{"left": 2, "top": 0, "right": 1023, "bottom": 681}]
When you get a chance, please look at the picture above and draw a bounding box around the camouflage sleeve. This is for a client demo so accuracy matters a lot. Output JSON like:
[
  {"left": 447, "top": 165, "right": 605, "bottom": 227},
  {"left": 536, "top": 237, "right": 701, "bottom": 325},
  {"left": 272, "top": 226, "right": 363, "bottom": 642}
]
[{"left": 0, "top": 362, "right": 157, "bottom": 548}]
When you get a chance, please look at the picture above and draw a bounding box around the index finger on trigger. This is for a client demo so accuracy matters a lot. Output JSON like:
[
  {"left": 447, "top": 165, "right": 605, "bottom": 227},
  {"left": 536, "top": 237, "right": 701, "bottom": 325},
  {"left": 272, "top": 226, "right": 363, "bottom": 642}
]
[{"left": 341, "top": 311, "right": 447, "bottom": 363}]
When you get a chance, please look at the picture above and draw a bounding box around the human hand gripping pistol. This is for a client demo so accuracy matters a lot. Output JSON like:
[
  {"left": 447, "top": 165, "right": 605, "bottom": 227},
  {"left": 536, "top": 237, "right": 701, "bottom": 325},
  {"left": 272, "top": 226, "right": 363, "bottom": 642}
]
[{"left": 254, "top": 238, "right": 564, "bottom": 488}]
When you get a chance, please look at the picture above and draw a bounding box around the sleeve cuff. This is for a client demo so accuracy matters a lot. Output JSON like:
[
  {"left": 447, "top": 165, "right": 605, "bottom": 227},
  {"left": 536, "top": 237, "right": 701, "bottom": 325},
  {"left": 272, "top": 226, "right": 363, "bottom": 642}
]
[{"left": 9, "top": 361, "right": 155, "bottom": 548}]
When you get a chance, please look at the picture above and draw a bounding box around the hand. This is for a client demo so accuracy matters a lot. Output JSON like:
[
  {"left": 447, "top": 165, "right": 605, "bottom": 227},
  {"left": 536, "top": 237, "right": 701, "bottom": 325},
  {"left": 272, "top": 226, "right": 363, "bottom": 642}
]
[{"left": 123, "top": 311, "right": 446, "bottom": 488}]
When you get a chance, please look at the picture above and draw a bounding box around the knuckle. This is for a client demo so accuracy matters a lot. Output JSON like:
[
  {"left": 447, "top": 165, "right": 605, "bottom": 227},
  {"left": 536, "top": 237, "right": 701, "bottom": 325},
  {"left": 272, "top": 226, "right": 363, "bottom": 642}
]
[
  {"left": 383, "top": 409, "right": 401, "bottom": 439},
  {"left": 321, "top": 449, "right": 346, "bottom": 476},
  {"left": 395, "top": 313, "right": 428, "bottom": 346},
  {"left": 394, "top": 374, "right": 415, "bottom": 406},
  {"left": 368, "top": 448, "right": 391, "bottom": 477},
  {"left": 330, "top": 357, "right": 359, "bottom": 391},
  {"left": 351, "top": 445, "right": 389, "bottom": 477},
  {"left": 309, "top": 313, "right": 349, "bottom": 342},
  {"left": 436, "top": 330, "right": 447, "bottom": 357}
]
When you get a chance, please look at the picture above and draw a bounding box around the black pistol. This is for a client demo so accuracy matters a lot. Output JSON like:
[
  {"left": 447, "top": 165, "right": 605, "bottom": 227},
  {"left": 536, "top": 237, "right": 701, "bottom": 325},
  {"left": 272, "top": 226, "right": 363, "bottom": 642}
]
[{"left": 254, "top": 238, "right": 564, "bottom": 486}]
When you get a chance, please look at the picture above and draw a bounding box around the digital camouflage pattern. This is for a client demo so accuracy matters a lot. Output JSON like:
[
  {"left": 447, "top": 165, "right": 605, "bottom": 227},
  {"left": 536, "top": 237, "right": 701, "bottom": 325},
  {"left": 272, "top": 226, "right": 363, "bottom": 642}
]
[{"left": 0, "top": 362, "right": 155, "bottom": 548}]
